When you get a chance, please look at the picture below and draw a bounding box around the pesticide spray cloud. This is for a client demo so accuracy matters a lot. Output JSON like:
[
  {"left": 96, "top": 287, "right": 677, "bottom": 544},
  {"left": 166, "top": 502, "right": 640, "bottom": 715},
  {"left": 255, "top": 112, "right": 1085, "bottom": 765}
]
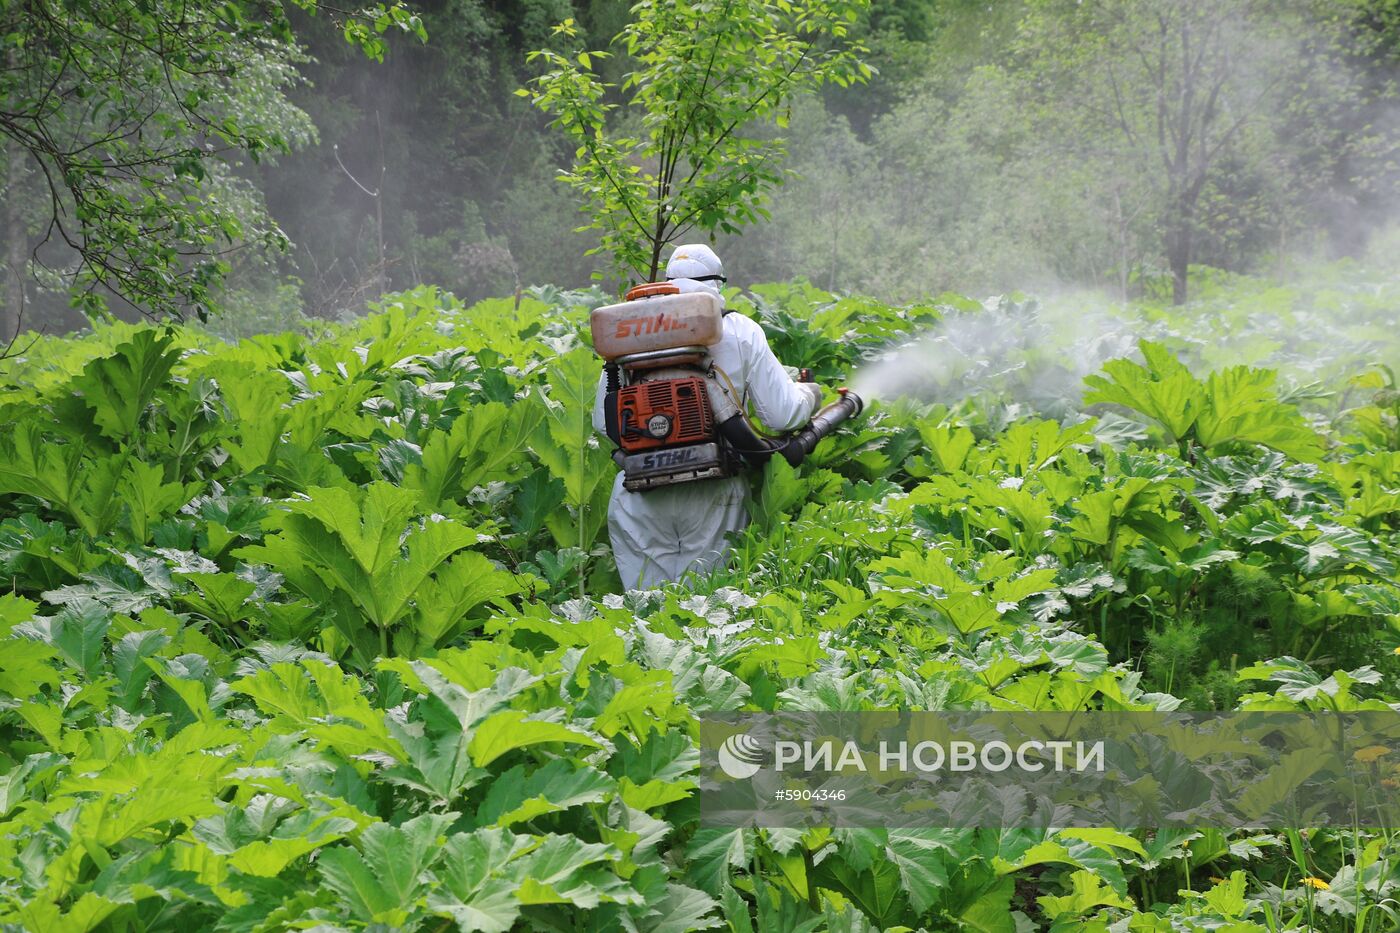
[
  {"left": 844, "top": 244, "right": 1400, "bottom": 421},
  {"left": 849, "top": 293, "right": 1158, "bottom": 416}
]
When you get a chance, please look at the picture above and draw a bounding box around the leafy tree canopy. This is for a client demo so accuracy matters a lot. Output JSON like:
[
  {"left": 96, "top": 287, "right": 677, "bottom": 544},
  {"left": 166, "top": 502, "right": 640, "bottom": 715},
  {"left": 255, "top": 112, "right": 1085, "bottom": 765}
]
[
  {"left": 522, "top": 0, "right": 871, "bottom": 285},
  {"left": 0, "top": 0, "right": 425, "bottom": 325}
]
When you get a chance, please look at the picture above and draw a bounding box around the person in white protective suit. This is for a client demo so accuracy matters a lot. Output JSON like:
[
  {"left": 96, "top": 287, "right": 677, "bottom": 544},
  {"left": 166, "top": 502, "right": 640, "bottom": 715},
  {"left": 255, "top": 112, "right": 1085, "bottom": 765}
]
[{"left": 592, "top": 244, "right": 823, "bottom": 589}]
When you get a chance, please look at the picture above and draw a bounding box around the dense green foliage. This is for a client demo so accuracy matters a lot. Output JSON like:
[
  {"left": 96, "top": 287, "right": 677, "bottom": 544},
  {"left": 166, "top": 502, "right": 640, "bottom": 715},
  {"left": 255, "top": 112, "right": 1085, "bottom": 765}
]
[
  {"left": 1, "top": 256, "right": 1398, "bottom": 930},
  {"left": 4, "top": 2, "right": 1397, "bottom": 928}
]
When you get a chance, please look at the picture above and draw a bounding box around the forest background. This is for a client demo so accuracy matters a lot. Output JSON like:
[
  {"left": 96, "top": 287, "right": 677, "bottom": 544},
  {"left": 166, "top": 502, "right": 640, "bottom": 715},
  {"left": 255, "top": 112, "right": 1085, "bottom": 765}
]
[{"left": 1, "top": 0, "right": 1398, "bottom": 341}]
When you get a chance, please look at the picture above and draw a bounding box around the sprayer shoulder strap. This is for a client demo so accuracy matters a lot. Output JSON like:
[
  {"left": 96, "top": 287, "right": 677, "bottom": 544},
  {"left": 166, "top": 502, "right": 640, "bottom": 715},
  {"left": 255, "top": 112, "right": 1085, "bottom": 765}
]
[{"left": 602, "top": 363, "right": 622, "bottom": 446}]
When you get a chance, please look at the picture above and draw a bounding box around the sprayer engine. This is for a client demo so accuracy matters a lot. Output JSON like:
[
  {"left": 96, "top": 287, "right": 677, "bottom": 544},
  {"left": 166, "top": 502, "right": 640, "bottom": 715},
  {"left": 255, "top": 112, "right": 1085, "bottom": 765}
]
[{"left": 616, "top": 377, "right": 714, "bottom": 453}]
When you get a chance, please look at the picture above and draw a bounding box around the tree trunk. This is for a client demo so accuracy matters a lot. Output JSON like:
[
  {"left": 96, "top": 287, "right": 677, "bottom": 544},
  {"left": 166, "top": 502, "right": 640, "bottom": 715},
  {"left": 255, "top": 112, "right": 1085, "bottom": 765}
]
[
  {"left": 646, "top": 212, "right": 667, "bottom": 284},
  {"left": 647, "top": 240, "right": 663, "bottom": 284},
  {"left": 1167, "top": 233, "right": 1189, "bottom": 305},
  {"left": 3, "top": 136, "right": 25, "bottom": 344},
  {"left": 374, "top": 110, "right": 388, "bottom": 297},
  {"left": 1165, "top": 190, "right": 1194, "bottom": 305},
  {"left": 1113, "top": 188, "right": 1130, "bottom": 302}
]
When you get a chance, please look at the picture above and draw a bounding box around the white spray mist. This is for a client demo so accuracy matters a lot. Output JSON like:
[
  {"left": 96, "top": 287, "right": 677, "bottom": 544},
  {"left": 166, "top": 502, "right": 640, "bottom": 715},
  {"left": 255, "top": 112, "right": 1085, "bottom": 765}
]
[{"left": 850, "top": 292, "right": 1158, "bottom": 415}]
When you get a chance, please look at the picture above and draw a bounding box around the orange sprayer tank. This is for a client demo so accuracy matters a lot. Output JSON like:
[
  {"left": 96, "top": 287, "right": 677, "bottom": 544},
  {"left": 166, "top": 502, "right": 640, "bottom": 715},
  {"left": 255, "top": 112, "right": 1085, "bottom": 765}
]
[{"left": 590, "top": 290, "right": 724, "bottom": 361}]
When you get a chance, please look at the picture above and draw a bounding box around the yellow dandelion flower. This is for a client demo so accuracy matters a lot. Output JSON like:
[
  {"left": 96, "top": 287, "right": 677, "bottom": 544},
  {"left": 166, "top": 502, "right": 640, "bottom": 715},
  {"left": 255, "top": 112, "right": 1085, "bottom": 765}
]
[
  {"left": 1354, "top": 745, "right": 1390, "bottom": 764},
  {"left": 1301, "top": 877, "right": 1330, "bottom": 890},
  {"left": 1393, "top": 646, "right": 1400, "bottom": 655},
  {"left": 1382, "top": 778, "right": 1399, "bottom": 789}
]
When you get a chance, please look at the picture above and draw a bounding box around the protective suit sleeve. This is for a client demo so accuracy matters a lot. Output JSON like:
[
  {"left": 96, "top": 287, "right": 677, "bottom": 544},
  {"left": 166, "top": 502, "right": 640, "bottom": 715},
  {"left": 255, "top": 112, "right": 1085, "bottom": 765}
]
[{"left": 731, "top": 313, "right": 822, "bottom": 432}]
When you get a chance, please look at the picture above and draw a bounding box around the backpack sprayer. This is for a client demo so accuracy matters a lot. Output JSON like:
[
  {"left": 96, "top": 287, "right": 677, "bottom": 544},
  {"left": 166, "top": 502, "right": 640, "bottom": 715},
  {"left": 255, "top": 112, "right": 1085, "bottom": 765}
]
[{"left": 591, "top": 282, "right": 864, "bottom": 492}]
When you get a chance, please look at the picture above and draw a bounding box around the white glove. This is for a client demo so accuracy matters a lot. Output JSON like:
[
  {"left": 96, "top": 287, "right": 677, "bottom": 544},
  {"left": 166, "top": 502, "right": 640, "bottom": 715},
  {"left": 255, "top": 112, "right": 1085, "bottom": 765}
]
[{"left": 799, "top": 381, "right": 823, "bottom": 415}]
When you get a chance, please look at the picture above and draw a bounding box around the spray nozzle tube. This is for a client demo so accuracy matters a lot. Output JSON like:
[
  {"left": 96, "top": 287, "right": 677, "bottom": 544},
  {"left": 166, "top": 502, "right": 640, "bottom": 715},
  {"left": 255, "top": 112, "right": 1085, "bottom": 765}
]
[
  {"left": 780, "top": 391, "right": 864, "bottom": 465},
  {"left": 718, "top": 388, "right": 864, "bottom": 468}
]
